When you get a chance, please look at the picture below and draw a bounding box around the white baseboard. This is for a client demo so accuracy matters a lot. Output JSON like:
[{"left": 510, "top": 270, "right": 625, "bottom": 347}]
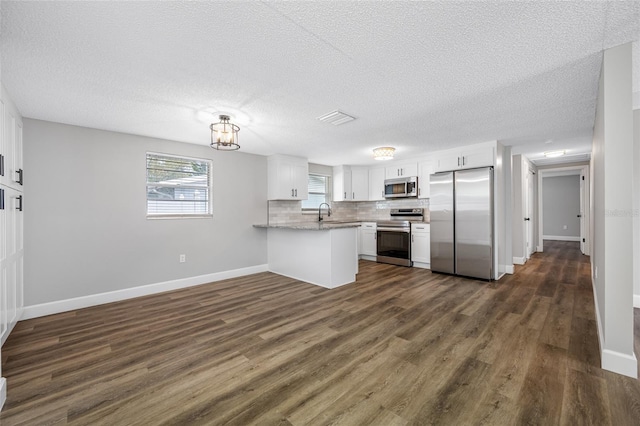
[
  {"left": 22, "top": 264, "right": 269, "bottom": 320},
  {"left": 412, "top": 262, "right": 430, "bottom": 270},
  {"left": 267, "top": 269, "right": 353, "bottom": 289},
  {"left": 634, "top": 294, "right": 640, "bottom": 309},
  {"left": 513, "top": 256, "right": 525, "bottom": 265},
  {"left": 592, "top": 276, "right": 638, "bottom": 378},
  {"left": 536, "top": 245, "right": 543, "bottom": 252},
  {"left": 359, "top": 254, "right": 377, "bottom": 262},
  {"left": 602, "top": 349, "right": 638, "bottom": 378},
  {"left": 592, "top": 275, "right": 605, "bottom": 357},
  {"left": 498, "top": 264, "right": 514, "bottom": 275},
  {"left": 0, "top": 377, "right": 6, "bottom": 412},
  {"left": 543, "top": 235, "right": 581, "bottom": 242}
]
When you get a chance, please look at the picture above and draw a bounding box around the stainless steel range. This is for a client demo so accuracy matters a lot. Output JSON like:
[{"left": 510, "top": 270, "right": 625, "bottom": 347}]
[{"left": 376, "top": 208, "right": 424, "bottom": 267}]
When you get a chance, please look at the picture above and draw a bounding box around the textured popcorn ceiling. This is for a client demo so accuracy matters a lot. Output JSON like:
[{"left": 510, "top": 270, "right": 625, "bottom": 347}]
[{"left": 1, "top": 1, "right": 638, "bottom": 166}]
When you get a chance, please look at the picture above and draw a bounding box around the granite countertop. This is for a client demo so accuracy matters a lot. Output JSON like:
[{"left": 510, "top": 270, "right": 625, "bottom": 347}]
[{"left": 253, "top": 221, "right": 362, "bottom": 231}]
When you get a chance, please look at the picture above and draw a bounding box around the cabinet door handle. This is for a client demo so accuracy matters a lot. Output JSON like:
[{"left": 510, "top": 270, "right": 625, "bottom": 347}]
[
  {"left": 458, "top": 157, "right": 461, "bottom": 167},
  {"left": 462, "top": 156, "right": 466, "bottom": 166},
  {"left": 295, "top": 188, "right": 297, "bottom": 197},
  {"left": 374, "top": 233, "right": 376, "bottom": 240},
  {"left": 344, "top": 192, "right": 346, "bottom": 199},
  {"left": 418, "top": 188, "right": 421, "bottom": 196},
  {"left": 411, "top": 234, "right": 414, "bottom": 242},
  {"left": 16, "top": 195, "right": 22, "bottom": 212},
  {"left": 0, "top": 154, "right": 4, "bottom": 176},
  {"left": 16, "top": 168, "right": 23, "bottom": 185},
  {"left": 397, "top": 169, "right": 400, "bottom": 176},
  {"left": 291, "top": 188, "right": 294, "bottom": 197},
  {"left": 352, "top": 192, "right": 355, "bottom": 199},
  {"left": 381, "top": 190, "right": 384, "bottom": 198},
  {"left": 0, "top": 188, "right": 4, "bottom": 210}
]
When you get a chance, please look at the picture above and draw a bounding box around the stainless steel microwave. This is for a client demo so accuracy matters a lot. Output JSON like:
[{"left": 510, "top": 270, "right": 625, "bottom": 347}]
[{"left": 384, "top": 176, "right": 418, "bottom": 198}]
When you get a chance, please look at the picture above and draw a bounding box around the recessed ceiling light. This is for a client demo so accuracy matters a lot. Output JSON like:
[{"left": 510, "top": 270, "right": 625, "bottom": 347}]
[{"left": 544, "top": 150, "right": 565, "bottom": 158}]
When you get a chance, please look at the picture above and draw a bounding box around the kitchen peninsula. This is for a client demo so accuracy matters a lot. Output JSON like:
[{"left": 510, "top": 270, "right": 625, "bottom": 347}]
[{"left": 254, "top": 222, "right": 360, "bottom": 289}]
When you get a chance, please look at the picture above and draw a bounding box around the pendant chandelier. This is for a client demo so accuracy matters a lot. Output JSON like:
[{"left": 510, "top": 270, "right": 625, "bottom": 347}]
[
  {"left": 373, "top": 146, "right": 395, "bottom": 161},
  {"left": 210, "top": 115, "right": 240, "bottom": 151}
]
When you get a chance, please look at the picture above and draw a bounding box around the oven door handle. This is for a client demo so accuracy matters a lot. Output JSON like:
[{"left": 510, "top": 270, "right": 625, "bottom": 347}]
[{"left": 376, "top": 227, "right": 411, "bottom": 233}]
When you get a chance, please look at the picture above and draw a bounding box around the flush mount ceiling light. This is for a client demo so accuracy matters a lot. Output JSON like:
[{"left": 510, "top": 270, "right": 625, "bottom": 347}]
[
  {"left": 373, "top": 147, "right": 395, "bottom": 161},
  {"left": 210, "top": 115, "right": 240, "bottom": 151},
  {"left": 544, "top": 150, "right": 565, "bottom": 158}
]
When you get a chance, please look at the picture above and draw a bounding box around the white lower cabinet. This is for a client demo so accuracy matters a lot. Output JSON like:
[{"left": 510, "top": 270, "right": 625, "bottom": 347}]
[
  {"left": 411, "top": 223, "right": 430, "bottom": 268},
  {"left": 359, "top": 222, "right": 377, "bottom": 257}
]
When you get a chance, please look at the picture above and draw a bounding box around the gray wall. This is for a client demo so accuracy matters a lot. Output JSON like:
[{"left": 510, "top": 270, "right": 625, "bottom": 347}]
[
  {"left": 591, "top": 43, "right": 635, "bottom": 375},
  {"left": 24, "top": 119, "right": 268, "bottom": 306},
  {"left": 634, "top": 108, "right": 640, "bottom": 302},
  {"left": 542, "top": 175, "right": 580, "bottom": 238}
]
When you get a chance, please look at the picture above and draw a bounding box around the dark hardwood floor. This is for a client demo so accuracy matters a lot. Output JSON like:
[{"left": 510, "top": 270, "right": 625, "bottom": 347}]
[{"left": 1, "top": 241, "right": 639, "bottom": 425}]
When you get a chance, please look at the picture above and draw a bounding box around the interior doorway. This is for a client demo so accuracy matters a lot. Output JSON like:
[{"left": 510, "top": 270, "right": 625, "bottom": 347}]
[
  {"left": 538, "top": 164, "right": 590, "bottom": 255},
  {"left": 525, "top": 169, "right": 535, "bottom": 260}
]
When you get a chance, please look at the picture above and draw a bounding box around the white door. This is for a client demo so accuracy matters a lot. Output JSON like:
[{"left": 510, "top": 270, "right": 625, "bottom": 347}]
[{"left": 525, "top": 170, "right": 535, "bottom": 258}]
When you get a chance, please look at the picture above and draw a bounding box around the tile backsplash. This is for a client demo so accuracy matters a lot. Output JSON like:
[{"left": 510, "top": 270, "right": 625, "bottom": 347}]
[{"left": 267, "top": 198, "right": 429, "bottom": 224}]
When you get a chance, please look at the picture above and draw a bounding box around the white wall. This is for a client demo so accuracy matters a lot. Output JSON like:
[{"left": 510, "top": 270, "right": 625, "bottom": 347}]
[
  {"left": 542, "top": 175, "right": 581, "bottom": 239},
  {"left": 591, "top": 43, "right": 636, "bottom": 377},
  {"left": 502, "top": 145, "right": 513, "bottom": 274},
  {"left": 23, "top": 119, "right": 268, "bottom": 309}
]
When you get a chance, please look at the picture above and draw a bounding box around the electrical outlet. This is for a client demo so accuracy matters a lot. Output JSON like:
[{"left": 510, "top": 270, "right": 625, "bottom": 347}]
[{"left": 179, "top": 254, "right": 186, "bottom": 263}]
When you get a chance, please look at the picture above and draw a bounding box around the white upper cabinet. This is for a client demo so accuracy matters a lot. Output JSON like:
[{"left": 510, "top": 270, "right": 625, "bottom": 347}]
[
  {"left": 460, "top": 145, "right": 494, "bottom": 169},
  {"left": 0, "top": 86, "right": 24, "bottom": 190},
  {"left": 417, "top": 160, "right": 433, "bottom": 199},
  {"left": 433, "top": 144, "right": 494, "bottom": 172},
  {"left": 368, "top": 167, "right": 385, "bottom": 201},
  {"left": 385, "top": 162, "right": 418, "bottom": 179},
  {"left": 267, "top": 154, "right": 309, "bottom": 200},
  {"left": 351, "top": 167, "right": 369, "bottom": 201},
  {"left": 333, "top": 165, "right": 368, "bottom": 201},
  {"left": 333, "top": 165, "right": 352, "bottom": 201}
]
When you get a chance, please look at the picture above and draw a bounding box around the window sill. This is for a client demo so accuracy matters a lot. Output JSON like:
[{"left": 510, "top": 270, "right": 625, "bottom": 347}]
[{"left": 147, "top": 214, "right": 213, "bottom": 220}]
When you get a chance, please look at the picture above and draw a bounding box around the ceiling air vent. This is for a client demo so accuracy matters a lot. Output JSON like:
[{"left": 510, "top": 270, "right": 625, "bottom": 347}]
[{"left": 317, "top": 110, "right": 356, "bottom": 126}]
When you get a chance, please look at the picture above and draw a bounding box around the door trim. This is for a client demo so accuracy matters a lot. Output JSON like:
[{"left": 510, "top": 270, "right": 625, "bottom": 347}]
[{"left": 537, "top": 164, "right": 590, "bottom": 254}]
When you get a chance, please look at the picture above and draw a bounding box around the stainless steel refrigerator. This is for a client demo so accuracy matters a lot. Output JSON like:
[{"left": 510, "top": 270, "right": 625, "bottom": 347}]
[{"left": 430, "top": 167, "right": 494, "bottom": 280}]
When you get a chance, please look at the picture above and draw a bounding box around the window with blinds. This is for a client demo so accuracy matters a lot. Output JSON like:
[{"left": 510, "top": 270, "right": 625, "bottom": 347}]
[
  {"left": 301, "top": 174, "right": 331, "bottom": 209},
  {"left": 146, "top": 152, "right": 212, "bottom": 217}
]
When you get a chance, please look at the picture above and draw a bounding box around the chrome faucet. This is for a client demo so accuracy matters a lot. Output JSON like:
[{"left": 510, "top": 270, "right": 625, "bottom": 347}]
[{"left": 318, "top": 203, "right": 332, "bottom": 222}]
